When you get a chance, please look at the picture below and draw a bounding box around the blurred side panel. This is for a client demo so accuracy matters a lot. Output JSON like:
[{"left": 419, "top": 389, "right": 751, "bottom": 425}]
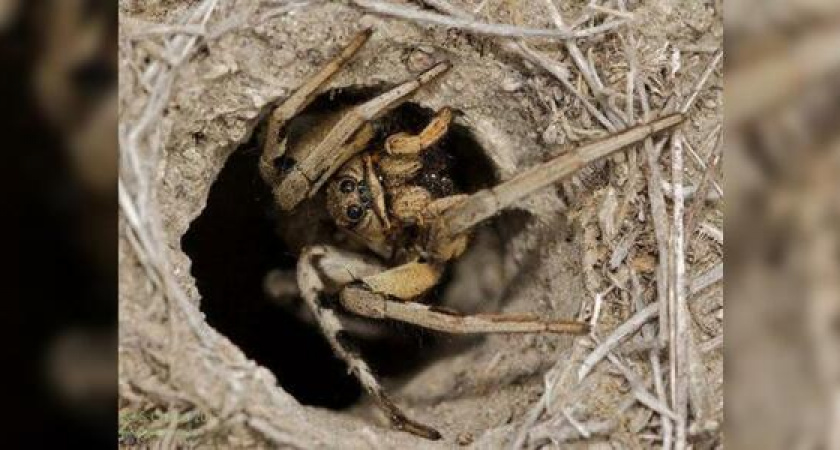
[
  {"left": 0, "top": 0, "right": 116, "bottom": 446},
  {"left": 725, "top": 0, "right": 840, "bottom": 448}
]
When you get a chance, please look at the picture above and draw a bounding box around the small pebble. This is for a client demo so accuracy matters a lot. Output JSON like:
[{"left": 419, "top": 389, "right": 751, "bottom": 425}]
[
  {"left": 456, "top": 432, "right": 474, "bottom": 446},
  {"left": 359, "top": 15, "right": 379, "bottom": 28},
  {"left": 542, "top": 123, "right": 562, "bottom": 145},
  {"left": 306, "top": 48, "right": 323, "bottom": 65},
  {"left": 501, "top": 75, "right": 522, "bottom": 92},
  {"left": 449, "top": 78, "right": 465, "bottom": 92},
  {"left": 406, "top": 48, "right": 435, "bottom": 72}
]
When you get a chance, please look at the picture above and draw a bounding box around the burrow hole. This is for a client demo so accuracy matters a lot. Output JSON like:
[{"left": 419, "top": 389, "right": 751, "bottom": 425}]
[{"left": 182, "top": 86, "right": 504, "bottom": 410}]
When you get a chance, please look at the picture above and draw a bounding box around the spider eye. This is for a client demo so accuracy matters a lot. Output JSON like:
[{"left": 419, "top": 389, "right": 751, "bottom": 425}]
[
  {"left": 339, "top": 179, "right": 356, "bottom": 193},
  {"left": 345, "top": 204, "right": 364, "bottom": 222},
  {"left": 357, "top": 181, "right": 371, "bottom": 205}
]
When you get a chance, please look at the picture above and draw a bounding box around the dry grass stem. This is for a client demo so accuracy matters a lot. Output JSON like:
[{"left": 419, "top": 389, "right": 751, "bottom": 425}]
[
  {"left": 578, "top": 303, "right": 658, "bottom": 381},
  {"left": 699, "top": 334, "right": 723, "bottom": 353},
  {"left": 588, "top": 4, "right": 635, "bottom": 20},
  {"left": 509, "top": 393, "right": 548, "bottom": 449},
  {"left": 669, "top": 132, "right": 690, "bottom": 449},
  {"left": 643, "top": 138, "right": 671, "bottom": 347},
  {"left": 562, "top": 407, "right": 591, "bottom": 438},
  {"left": 609, "top": 228, "right": 639, "bottom": 270},
  {"left": 683, "top": 125, "right": 724, "bottom": 197},
  {"left": 352, "top": 0, "right": 627, "bottom": 39},
  {"left": 697, "top": 222, "right": 723, "bottom": 245},
  {"left": 421, "top": 0, "right": 617, "bottom": 132},
  {"left": 529, "top": 418, "right": 616, "bottom": 445},
  {"left": 514, "top": 42, "right": 617, "bottom": 131},
  {"left": 120, "top": 0, "right": 220, "bottom": 347},
  {"left": 127, "top": 23, "right": 207, "bottom": 40},
  {"left": 687, "top": 329, "right": 716, "bottom": 425},
  {"left": 685, "top": 136, "right": 722, "bottom": 237},
  {"left": 542, "top": 0, "right": 626, "bottom": 129},
  {"left": 620, "top": 28, "right": 637, "bottom": 124},
  {"left": 606, "top": 352, "right": 679, "bottom": 421},
  {"left": 690, "top": 262, "right": 723, "bottom": 295},
  {"left": 680, "top": 51, "right": 722, "bottom": 114},
  {"left": 632, "top": 269, "right": 673, "bottom": 448}
]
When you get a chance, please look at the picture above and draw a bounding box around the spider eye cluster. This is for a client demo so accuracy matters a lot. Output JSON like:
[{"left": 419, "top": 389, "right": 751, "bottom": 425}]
[
  {"left": 357, "top": 181, "right": 372, "bottom": 206},
  {"left": 339, "top": 179, "right": 356, "bottom": 193},
  {"left": 346, "top": 204, "right": 364, "bottom": 221},
  {"left": 335, "top": 177, "right": 371, "bottom": 224}
]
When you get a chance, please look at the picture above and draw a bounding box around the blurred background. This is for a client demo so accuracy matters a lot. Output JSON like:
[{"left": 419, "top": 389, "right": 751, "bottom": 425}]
[
  {"left": 725, "top": 0, "right": 840, "bottom": 448},
  {"left": 0, "top": 0, "right": 838, "bottom": 447},
  {"left": 1, "top": 0, "right": 115, "bottom": 447}
]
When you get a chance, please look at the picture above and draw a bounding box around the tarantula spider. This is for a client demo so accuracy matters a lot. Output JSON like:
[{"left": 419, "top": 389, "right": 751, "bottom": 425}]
[{"left": 259, "top": 28, "right": 682, "bottom": 440}]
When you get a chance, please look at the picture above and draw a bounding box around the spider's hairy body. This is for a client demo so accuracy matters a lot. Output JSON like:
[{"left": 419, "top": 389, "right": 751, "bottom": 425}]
[
  {"left": 323, "top": 106, "right": 469, "bottom": 265},
  {"left": 258, "top": 28, "right": 683, "bottom": 440}
]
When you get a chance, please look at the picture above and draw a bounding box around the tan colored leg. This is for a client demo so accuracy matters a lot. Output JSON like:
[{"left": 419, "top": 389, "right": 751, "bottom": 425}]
[
  {"left": 261, "top": 29, "right": 372, "bottom": 186},
  {"left": 433, "top": 113, "right": 684, "bottom": 238},
  {"left": 421, "top": 194, "right": 468, "bottom": 222},
  {"left": 379, "top": 107, "right": 454, "bottom": 186},
  {"left": 273, "top": 123, "right": 375, "bottom": 211},
  {"left": 297, "top": 246, "right": 441, "bottom": 440},
  {"left": 389, "top": 185, "right": 433, "bottom": 225},
  {"left": 378, "top": 157, "right": 423, "bottom": 186},
  {"left": 274, "top": 62, "right": 451, "bottom": 210},
  {"left": 420, "top": 194, "right": 470, "bottom": 259},
  {"left": 339, "top": 261, "right": 590, "bottom": 335},
  {"left": 385, "top": 107, "right": 453, "bottom": 155},
  {"left": 360, "top": 260, "right": 444, "bottom": 300},
  {"left": 302, "top": 62, "right": 452, "bottom": 197},
  {"left": 341, "top": 286, "right": 589, "bottom": 334}
]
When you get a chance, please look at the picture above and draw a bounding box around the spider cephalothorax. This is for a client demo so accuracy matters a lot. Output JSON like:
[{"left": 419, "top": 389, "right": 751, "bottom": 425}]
[
  {"left": 326, "top": 153, "right": 392, "bottom": 254},
  {"left": 325, "top": 107, "right": 469, "bottom": 262},
  {"left": 258, "top": 28, "right": 683, "bottom": 440}
]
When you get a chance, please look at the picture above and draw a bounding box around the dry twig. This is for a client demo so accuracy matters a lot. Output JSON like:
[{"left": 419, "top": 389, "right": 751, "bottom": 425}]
[
  {"left": 680, "top": 51, "right": 722, "bottom": 114},
  {"left": 578, "top": 303, "right": 658, "bottom": 381},
  {"left": 643, "top": 137, "right": 671, "bottom": 347},
  {"left": 669, "top": 132, "right": 689, "bottom": 449},
  {"left": 683, "top": 125, "right": 724, "bottom": 198},
  {"left": 543, "top": 0, "right": 627, "bottom": 129},
  {"left": 353, "top": 0, "right": 627, "bottom": 39},
  {"left": 685, "top": 136, "right": 723, "bottom": 237},
  {"left": 690, "top": 262, "right": 723, "bottom": 295}
]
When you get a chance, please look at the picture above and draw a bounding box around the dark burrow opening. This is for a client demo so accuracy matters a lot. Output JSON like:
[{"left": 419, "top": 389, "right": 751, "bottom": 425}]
[{"left": 181, "top": 87, "right": 498, "bottom": 410}]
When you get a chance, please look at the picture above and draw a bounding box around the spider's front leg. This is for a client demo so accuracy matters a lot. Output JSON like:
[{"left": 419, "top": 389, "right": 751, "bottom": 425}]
[
  {"left": 259, "top": 28, "right": 451, "bottom": 212},
  {"left": 339, "top": 261, "right": 590, "bottom": 335},
  {"left": 379, "top": 107, "right": 454, "bottom": 224},
  {"left": 260, "top": 28, "right": 372, "bottom": 189},
  {"left": 296, "top": 246, "right": 443, "bottom": 440}
]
